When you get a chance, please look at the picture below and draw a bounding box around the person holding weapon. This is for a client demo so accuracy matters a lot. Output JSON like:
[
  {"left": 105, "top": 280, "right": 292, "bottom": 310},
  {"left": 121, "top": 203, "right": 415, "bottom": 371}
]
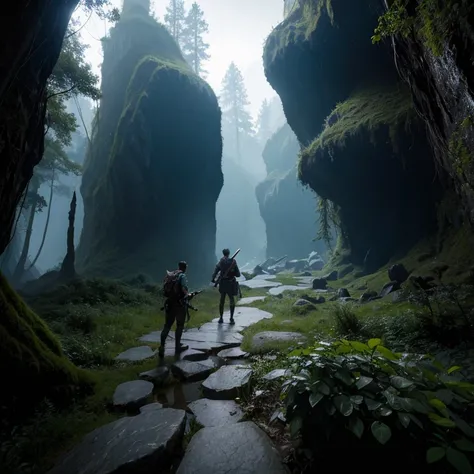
[{"left": 211, "top": 248, "right": 241, "bottom": 325}]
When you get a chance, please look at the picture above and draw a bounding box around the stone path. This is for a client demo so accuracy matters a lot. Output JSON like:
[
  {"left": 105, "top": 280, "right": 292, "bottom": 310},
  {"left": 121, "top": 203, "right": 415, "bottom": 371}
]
[{"left": 49, "top": 290, "right": 298, "bottom": 474}]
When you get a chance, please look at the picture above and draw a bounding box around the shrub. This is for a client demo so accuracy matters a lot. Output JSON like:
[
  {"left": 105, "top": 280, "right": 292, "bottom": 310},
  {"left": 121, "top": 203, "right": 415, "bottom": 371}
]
[
  {"left": 332, "top": 303, "right": 362, "bottom": 336},
  {"left": 282, "top": 339, "right": 474, "bottom": 473}
]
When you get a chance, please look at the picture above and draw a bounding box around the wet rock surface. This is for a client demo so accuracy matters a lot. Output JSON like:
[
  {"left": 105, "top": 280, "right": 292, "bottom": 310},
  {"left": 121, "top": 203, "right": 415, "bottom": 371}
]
[
  {"left": 139, "top": 402, "right": 163, "bottom": 413},
  {"left": 48, "top": 408, "right": 186, "bottom": 474},
  {"left": 217, "top": 347, "right": 248, "bottom": 359},
  {"left": 139, "top": 366, "right": 170, "bottom": 385},
  {"left": 188, "top": 398, "right": 244, "bottom": 427},
  {"left": 237, "top": 296, "right": 266, "bottom": 305},
  {"left": 263, "top": 369, "right": 290, "bottom": 380},
  {"left": 202, "top": 365, "right": 253, "bottom": 400},
  {"left": 251, "top": 331, "right": 306, "bottom": 351},
  {"left": 312, "top": 278, "right": 327, "bottom": 289},
  {"left": 113, "top": 380, "right": 154, "bottom": 411},
  {"left": 176, "top": 421, "right": 288, "bottom": 474},
  {"left": 115, "top": 346, "right": 156, "bottom": 361},
  {"left": 269, "top": 284, "right": 309, "bottom": 295},
  {"left": 180, "top": 348, "right": 209, "bottom": 361},
  {"left": 171, "top": 359, "right": 220, "bottom": 382}
]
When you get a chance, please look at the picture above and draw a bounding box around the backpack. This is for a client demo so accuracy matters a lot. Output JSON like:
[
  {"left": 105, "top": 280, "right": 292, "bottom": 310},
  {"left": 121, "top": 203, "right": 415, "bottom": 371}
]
[{"left": 163, "top": 270, "right": 182, "bottom": 298}]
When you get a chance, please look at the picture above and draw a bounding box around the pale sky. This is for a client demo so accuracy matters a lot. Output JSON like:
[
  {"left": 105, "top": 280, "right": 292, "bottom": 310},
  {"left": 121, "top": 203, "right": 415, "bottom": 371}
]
[{"left": 76, "top": 0, "right": 283, "bottom": 118}]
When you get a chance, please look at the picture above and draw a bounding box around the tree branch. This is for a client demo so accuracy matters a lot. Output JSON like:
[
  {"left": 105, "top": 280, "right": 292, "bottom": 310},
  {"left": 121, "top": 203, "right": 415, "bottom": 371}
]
[
  {"left": 47, "top": 85, "right": 76, "bottom": 100},
  {"left": 66, "top": 10, "right": 93, "bottom": 39}
]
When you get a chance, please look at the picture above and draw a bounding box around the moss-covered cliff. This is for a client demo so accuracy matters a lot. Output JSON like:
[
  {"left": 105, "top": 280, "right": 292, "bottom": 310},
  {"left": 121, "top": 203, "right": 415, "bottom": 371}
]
[
  {"left": 264, "top": 0, "right": 441, "bottom": 271},
  {"left": 256, "top": 124, "right": 325, "bottom": 259},
  {"left": 77, "top": 6, "right": 223, "bottom": 283}
]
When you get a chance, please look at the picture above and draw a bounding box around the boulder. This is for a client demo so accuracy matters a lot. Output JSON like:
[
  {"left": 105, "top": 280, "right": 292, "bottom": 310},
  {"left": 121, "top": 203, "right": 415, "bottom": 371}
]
[
  {"left": 337, "top": 288, "right": 351, "bottom": 298},
  {"left": 217, "top": 347, "right": 249, "bottom": 359},
  {"left": 48, "top": 408, "right": 186, "bottom": 474},
  {"left": 388, "top": 263, "right": 409, "bottom": 283},
  {"left": 251, "top": 331, "right": 306, "bottom": 351},
  {"left": 176, "top": 421, "right": 288, "bottom": 474},
  {"left": 202, "top": 365, "right": 253, "bottom": 400},
  {"left": 188, "top": 398, "right": 244, "bottom": 427},
  {"left": 139, "top": 402, "right": 163, "bottom": 413},
  {"left": 139, "top": 366, "right": 170, "bottom": 385},
  {"left": 312, "top": 278, "right": 327, "bottom": 290},
  {"left": 379, "top": 281, "right": 401, "bottom": 297},
  {"left": 359, "top": 290, "right": 378, "bottom": 303},
  {"left": 112, "top": 380, "right": 154, "bottom": 411},
  {"left": 293, "top": 299, "right": 313, "bottom": 306},
  {"left": 300, "top": 294, "right": 326, "bottom": 304},
  {"left": 323, "top": 270, "right": 338, "bottom": 281}
]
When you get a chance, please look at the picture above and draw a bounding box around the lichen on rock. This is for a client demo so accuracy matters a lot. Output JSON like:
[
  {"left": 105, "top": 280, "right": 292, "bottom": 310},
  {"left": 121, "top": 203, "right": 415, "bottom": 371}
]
[{"left": 77, "top": 4, "right": 223, "bottom": 282}]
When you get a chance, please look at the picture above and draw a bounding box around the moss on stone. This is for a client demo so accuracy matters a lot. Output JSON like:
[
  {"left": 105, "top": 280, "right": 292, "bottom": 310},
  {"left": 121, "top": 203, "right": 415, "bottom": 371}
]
[
  {"left": 299, "top": 86, "right": 414, "bottom": 172},
  {"left": 0, "top": 273, "right": 93, "bottom": 411}
]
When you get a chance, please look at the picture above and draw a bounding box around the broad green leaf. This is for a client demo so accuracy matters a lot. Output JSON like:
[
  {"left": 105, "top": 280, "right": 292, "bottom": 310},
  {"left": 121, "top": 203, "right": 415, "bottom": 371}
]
[
  {"left": 378, "top": 406, "right": 393, "bottom": 417},
  {"left": 398, "top": 412, "right": 410, "bottom": 428},
  {"left": 408, "top": 413, "right": 424, "bottom": 430},
  {"left": 356, "top": 376, "right": 373, "bottom": 390},
  {"left": 448, "top": 366, "right": 463, "bottom": 374},
  {"left": 350, "top": 395, "right": 363, "bottom": 405},
  {"left": 455, "top": 439, "right": 474, "bottom": 453},
  {"left": 429, "top": 413, "right": 456, "bottom": 428},
  {"left": 326, "top": 403, "right": 336, "bottom": 415},
  {"left": 429, "top": 398, "right": 447, "bottom": 412},
  {"left": 371, "top": 421, "right": 392, "bottom": 445},
  {"left": 426, "top": 447, "right": 446, "bottom": 463},
  {"left": 334, "top": 395, "right": 353, "bottom": 416},
  {"left": 334, "top": 369, "right": 354, "bottom": 386},
  {"left": 391, "top": 376, "right": 414, "bottom": 389},
  {"left": 347, "top": 416, "right": 364, "bottom": 439},
  {"left": 365, "top": 397, "right": 382, "bottom": 411},
  {"left": 368, "top": 338, "right": 381, "bottom": 349},
  {"left": 313, "top": 381, "right": 331, "bottom": 395},
  {"left": 453, "top": 416, "right": 474, "bottom": 437},
  {"left": 336, "top": 344, "right": 352, "bottom": 354},
  {"left": 447, "top": 447, "right": 474, "bottom": 474},
  {"left": 436, "top": 389, "right": 454, "bottom": 405},
  {"left": 350, "top": 341, "right": 370, "bottom": 352},
  {"left": 290, "top": 416, "right": 303, "bottom": 437},
  {"left": 376, "top": 345, "right": 400, "bottom": 361},
  {"left": 309, "top": 392, "right": 324, "bottom": 408}
]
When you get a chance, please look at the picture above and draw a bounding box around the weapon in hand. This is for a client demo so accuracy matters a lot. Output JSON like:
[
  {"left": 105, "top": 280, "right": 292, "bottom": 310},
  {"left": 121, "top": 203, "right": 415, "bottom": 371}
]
[
  {"left": 214, "top": 248, "right": 241, "bottom": 287},
  {"left": 182, "top": 291, "right": 202, "bottom": 322}
]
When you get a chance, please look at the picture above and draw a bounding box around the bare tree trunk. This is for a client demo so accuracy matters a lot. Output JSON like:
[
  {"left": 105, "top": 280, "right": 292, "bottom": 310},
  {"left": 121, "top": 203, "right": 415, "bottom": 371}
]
[
  {"left": 60, "top": 191, "right": 77, "bottom": 279},
  {"left": 28, "top": 169, "right": 55, "bottom": 270},
  {"left": 0, "top": 0, "right": 80, "bottom": 257}
]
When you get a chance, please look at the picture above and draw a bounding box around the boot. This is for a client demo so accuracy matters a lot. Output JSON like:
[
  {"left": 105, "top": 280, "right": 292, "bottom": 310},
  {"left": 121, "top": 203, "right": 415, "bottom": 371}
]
[
  {"left": 218, "top": 317, "right": 224, "bottom": 324},
  {"left": 230, "top": 304, "right": 235, "bottom": 325},
  {"left": 229, "top": 317, "right": 235, "bottom": 325},
  {"left": 175, "top": 343, "right": 189, "bottom": 354},
  {"left": 158, "top": 345, "right": 165, "bottom": 358}
]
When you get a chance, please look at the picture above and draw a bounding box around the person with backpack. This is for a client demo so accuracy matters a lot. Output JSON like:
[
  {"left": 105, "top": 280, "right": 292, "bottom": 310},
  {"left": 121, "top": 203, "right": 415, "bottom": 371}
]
[
  {"left": 159, "top": 261, "right": 190, "bottom": 357},
  {"left": 211, "top": 248, "right": 241, "bottom": 325}
]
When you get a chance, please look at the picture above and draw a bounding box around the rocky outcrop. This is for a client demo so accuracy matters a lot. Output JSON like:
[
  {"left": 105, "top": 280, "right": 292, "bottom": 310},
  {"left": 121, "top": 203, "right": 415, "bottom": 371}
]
[
  {"left": 256, "top": 124, "right": 326, "bottom": 259},
  {"left": 77, "top": 0, "right": 222, "bottom": 283},
  {"left": 264, "top": 0, "right": 441, "bottom": 270}
]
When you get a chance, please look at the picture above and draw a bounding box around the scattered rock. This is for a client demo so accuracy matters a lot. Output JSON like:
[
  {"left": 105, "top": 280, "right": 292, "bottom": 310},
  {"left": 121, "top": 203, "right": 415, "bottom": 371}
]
[
  {"left": 410, "top": 275, "right": 436, "bottom": 291},
  {"left": 285, "top": 259, "right": 307, "bottom": 272},
  {"left": 171, "top": 359, "right": 219, "bottom": 383},
  {"left": 217, "top": 347, "right": 249, "bottom": 359},
  {"left": 293, "top": 298, "right": 313, "bottom": 306},
  {"left": 237, "top": 296, "right": 266, "bottom": 305},
  {"left": 202, "top": 365, "right": 253, "bottom": 400},
  {"left": 391, "top": 290, "right": 406, "bottom": 303},
  {"left": 176, "top": 421, "right": 288, "bottom": 474},
  {"left": 359, "top": 290, "right": 378, "bottom": 303},
  {"left": 337, "top": 288, "right": 350, "bottom": 298},
  {"left": 300, "top": 293, "right": 325, "bottom": 304},
  {"left": 308, "top": 258, "right": 324, "bottom": 271},
  {"left": 379, "top": 281, "right": 401, "bottom": 297},
  {"left": 112, "top": 380, "right": 153, "bottom": 411},
  {"left": 180, "top": 348, "right": 209, "bottom": 362},
  {"left": 339, "top": 297, "right": 356, "bottom": 303},
  {"left": 312, "top": 277, "right": 327, "bottom": 290},
  {"left": 270, "top": 409, "right": 286, "bottom": 424},
  {"left": 139, "top": 366, "right": 170, "bottom": 385},
  {"left": 388, "top": 263, "right": 409, "bottom": 283},
  {"left": 251, "top": 331, "right": 306, "bottom": 351},
  {"left": 140, "top": 402, "right": 163, "bottom": 413},
  {"left": 47, "top": 408, "right": 186, "bottom": 474},
  {"left": 115, "top": 346, "right": 156, "bottom": 362},
  {"left": 263, "top": 369, "right": 290, "bottom": 381},
  {"left": 269, "top": 285, "right": 308, "bottom": 296},
  {"left": 323, "top": 270, "right": 338, "bottom": 281},
  {"left": 188, "top": 398, "right": 244, "bottom": 427},
  {"left": 300, "top": 271, "right": 312, "bottom": 276}
]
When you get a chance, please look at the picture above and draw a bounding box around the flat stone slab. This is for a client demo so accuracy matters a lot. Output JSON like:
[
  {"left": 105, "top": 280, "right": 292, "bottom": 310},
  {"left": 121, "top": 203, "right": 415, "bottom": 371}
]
[
  {"left": 239, "top": 279, "right": 281, "bottom": 289},
  {"left": 48, "top": 408, "right": 186, "bottom": 474},
  {"left": 113, "top": 380, "right": 153, "bottom": 410},
  {"left": 188, "top": 398, "right": 244, "bottom": 427},
  {"left": 171, "top": 359, "right": 219, "bottom": 383},
  {"left": 251, "top": 331, "right": 306, "bottom": 351},
  {"left": 263, "top": 369, "right": 291, "bottom": 381},
  {"left": 180, "top": 348, "right": 209, "bottom": 361},
  {"left": 139, "top": 402, "right": 163, "bottom": 413},
  {"left": 139, "top": 330, "right": 175, "bottom": 343},
  {"left": 202, "top": 365, "right": 253, "bottom": 400},
  {"left": 268, "top": 285, "right": 309, "bottom": 296},
  {"left": 237, "top": 296, "right": 266, "bottom": 305},
  {"left": 217, "top": 347, "right": 249, "bottom": 359},
  {"left": 211, "top": 307, "right": 273, "bottom": 329},
  {"left": 115, "top": 346, "right": 156, "bottom": 362},
  {"left": 176, "top": 421, "right": 288, "bottom": 474},
  {"left": 139, "top": 366, "right": 170, "bottom": 385}
]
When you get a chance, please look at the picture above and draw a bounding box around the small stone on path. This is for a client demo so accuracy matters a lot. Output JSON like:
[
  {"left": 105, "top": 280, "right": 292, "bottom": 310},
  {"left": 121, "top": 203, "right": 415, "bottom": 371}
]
[
  {"left": 139, "top": 366, "right": 170, "bottom": 385},
  {"left": 237, "top": 296, "right": 266, "bottom": 305},
  {"left": 176, "top": 421, "right": 288, "bottom": 474},
  {"left": 172, "top": 359, "right": 220, "bottom": 383},
  {"left": 217, "top": 347, "right": 248, "bottom": 359},
  {"left": 188, "top": 398, "right": 244, "bottom": 427},
  {"left": 140, "top": 402, "right": 163, "bottom": 413},
  {"left": 115, "top": 346, "right": 156, "bottom": 362},
  {"left": 47, "top": 408, "right": 186, "bottom": 474},
  {"left": 202, "top": 365, "right": 252, "bottom": 400},
  {"left": 251, "top": 331, "right": 306, "bottom": 351},
  {"left": 113, "top": 380, "right": 153, "bottom": 411}
]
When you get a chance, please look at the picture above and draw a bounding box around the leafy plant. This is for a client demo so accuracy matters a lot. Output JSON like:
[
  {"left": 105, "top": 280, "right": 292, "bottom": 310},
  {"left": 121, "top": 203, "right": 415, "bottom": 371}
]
[
  {"left": 282, "top": 339, "right": 474, "bottom": 473},
  {"left": 332, "top": 303, "right": 362, "bottom": 337}
]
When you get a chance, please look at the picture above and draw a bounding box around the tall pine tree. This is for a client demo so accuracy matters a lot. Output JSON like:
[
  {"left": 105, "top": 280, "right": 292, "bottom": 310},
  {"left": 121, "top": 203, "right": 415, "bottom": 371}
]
[
  {"left": 164, "top": 0, "right": 186, "bottom": 47},
  {"left": 182, "top": 2, "right": 210, "bottom": 77},
  {"left": 256, "top": 99, "right": 272, "bottom": 144},
  {"left": 220, "top": 62, "right": 253, "bottom": 160}
]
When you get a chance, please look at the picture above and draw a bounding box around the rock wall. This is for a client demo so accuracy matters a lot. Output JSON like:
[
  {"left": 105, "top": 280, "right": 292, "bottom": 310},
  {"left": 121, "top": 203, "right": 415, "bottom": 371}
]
[
  {"left": 77, "top": 3, "right": 223, "bottom": 283},
  {"left": 256, "top": 124, "right": 325, "bottom": 259},
  {"left": 263, "top": 0, "right": 441, "bottom": 271}
]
